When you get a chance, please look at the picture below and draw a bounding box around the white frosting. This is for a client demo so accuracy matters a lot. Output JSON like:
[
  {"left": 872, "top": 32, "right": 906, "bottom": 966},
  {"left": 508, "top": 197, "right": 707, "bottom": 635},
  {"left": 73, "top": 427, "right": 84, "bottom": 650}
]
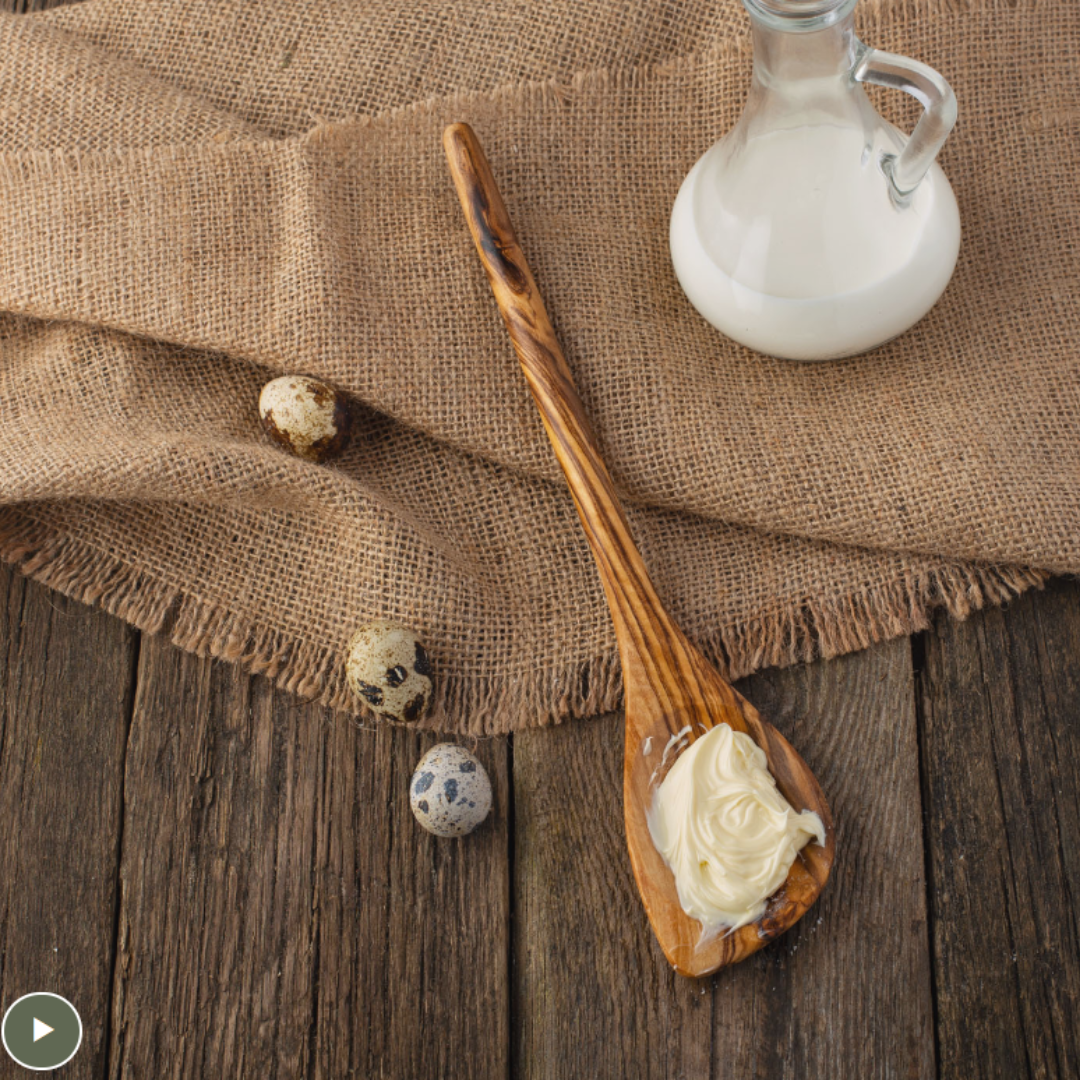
[{"left": 647, "top": 722, "right": 825, "bottom": 936}]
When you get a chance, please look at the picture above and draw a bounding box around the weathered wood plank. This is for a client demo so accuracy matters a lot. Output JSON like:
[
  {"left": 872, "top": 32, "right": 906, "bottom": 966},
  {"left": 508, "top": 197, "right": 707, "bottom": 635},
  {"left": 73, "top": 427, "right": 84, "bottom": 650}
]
[
  {"left": 513, "top": 711, "right": 714, "bottom": 1080},
  {"left": 514, "top": 638, "right": 935, "bottom": 1079},
  {"left": 311, "top": 711, "right": 510, "bottom": 1080},
  {"left": 107, "top": 637, "right": 320, "bottom": 1079},
  {"left": 722, "top": 637, "right": 934, "bottom": 1080},
  {"left": 0, "top": 563, "right": 137, "bottom": 1079},
  {"left": 918, "top": 578, "right": 1080, "bottom": 1080},
  {"left": 109, "top": 633, "right": 509, "bottom": 1080}
]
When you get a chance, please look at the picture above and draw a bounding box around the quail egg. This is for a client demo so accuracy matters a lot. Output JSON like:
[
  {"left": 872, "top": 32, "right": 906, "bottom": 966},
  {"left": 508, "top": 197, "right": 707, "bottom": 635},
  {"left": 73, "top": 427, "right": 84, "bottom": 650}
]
[
  {"left": 410, "top": 743, "right": 492, "bottom": 837},
  {"left": 258, "top": 374, "right": 353, "bottom": 462},
  {"left": 346, "top": 621, "right": 433, "bottom": 723}
]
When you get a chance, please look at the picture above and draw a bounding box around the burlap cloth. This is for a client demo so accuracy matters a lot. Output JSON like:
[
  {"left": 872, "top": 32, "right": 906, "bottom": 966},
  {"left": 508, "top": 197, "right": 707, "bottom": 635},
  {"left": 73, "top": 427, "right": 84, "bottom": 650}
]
[{"left": 0, "top": 0, "right": 1074, "bottom": 733}]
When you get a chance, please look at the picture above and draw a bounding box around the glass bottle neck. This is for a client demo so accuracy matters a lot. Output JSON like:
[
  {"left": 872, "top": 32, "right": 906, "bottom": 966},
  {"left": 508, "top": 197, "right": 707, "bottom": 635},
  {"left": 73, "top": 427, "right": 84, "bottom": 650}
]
[
  {"left": 743, "top": 0, "right": 858, "bottom": 33},
  {"left": 747, "top": 6, "right": 860, "bottom": 86}
]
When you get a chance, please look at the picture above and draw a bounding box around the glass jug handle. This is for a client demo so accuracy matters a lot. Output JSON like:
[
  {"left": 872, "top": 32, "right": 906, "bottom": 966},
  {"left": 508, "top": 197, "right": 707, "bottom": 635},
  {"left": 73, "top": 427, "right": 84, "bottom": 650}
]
[{"left": 853, "top": 45, "right": 957, "bottom": 205}]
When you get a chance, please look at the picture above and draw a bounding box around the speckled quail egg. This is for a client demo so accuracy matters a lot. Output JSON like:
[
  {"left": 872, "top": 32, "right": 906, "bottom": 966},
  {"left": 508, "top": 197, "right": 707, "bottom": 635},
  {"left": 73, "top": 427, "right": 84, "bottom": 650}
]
[
  {"left": 258, "top": 374, "right": 353, "bottom": 462},
  {"left": 345, "top": 621, "right": 433, "bottom": 723},
  {"left": 409, "top": 744, "right": 492, "bottom": 837}
]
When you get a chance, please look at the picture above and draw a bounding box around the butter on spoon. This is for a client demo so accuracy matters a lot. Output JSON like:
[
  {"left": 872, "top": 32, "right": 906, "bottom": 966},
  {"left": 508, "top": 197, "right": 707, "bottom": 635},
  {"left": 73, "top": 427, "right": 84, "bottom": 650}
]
[
  {"left": 443, "top": 122, "right": 834, "bottom": 976},
  {"left": 648, "top": 723, "right": 826, "bottom": 939}
]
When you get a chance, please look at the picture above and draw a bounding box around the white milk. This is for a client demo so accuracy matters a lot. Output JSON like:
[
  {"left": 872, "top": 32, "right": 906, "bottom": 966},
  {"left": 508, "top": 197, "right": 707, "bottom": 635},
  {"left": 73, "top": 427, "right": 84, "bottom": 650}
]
[{"left": 669, "top": 123, "right": 961, "bottom": 361}]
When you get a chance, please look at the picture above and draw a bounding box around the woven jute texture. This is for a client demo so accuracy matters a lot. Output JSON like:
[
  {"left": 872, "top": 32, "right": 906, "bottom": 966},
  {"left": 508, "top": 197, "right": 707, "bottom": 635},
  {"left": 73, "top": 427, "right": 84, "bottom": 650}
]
[{"left": 0, "top": 0, "right": 1074, "bottom": 733}]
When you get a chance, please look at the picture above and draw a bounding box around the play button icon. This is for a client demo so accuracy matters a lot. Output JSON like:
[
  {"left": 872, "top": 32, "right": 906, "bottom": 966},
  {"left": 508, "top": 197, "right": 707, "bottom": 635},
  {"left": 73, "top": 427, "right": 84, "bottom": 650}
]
[{"left": 2, "top": 993, "right": 82, "bottom": 1070}]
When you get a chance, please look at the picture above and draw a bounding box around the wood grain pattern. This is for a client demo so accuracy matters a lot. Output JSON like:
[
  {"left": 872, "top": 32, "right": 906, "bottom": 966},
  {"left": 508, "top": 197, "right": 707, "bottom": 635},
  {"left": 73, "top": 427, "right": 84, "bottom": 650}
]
[
  {"left": 443, "top": 121, "right": 832, "bottom": 975},
  {"left": 514, "top": 639, "right": 934, "bottom": 1079},
  {"left": 109, "top": 635, "right": 510, "bottom": 1080},
  {"left": 3, "top": 0, "right": 76, "bottom": 11},
  {"left": 722, "top": 638, "right": 935, "bottom": 1080},
  {"left": 918, "top": 578, "right": 1080, "bottom": 1080},
  {"left": 310, "top": 703, "right": 510, "bottom": 1080},
  {"left": 107, "top": 637, "right": 321, "bottom": 1079},
  {"left": 513, "top": 713, "right": 714, "bottom": 1080},
  {"left": 0, "top": 564, "right": 137, "bottom": 1080}
]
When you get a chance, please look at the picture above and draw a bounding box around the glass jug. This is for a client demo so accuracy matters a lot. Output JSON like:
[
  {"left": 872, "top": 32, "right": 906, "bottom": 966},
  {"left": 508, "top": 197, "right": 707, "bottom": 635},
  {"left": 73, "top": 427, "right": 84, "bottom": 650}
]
[{"left": 669, "top": 0, "right": 960, "bottom": 360}]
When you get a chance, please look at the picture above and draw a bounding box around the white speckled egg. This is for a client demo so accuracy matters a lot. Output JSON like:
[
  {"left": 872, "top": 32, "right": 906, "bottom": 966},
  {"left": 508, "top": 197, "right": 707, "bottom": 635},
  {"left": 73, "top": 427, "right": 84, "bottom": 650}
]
[
  {"left": 345, "top": 621, "right": 433, "bottom": 723},
  {"left": 259, "top": 375, "right": 353, "bottom": 462},
  {"left": 409, "top": 744, "right": 492, "bottom": 837}
]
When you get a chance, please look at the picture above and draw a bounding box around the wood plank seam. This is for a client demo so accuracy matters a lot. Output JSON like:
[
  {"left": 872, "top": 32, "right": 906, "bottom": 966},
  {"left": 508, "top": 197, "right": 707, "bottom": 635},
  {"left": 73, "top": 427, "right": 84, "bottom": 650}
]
[
  {"left": 305, "top": 746, "right": 324, "bottom": 1080},
  {"left": 102, "top": 631, "right": 142, "bottom": 1080},
  {"left": 911, "top": 629, "right": 944, "bottom": 1080},
  {"left": 507, "top": 732, "right": 518, "bottom": 1080},
  {"left": 975, "top": 620, "right": 1040, "bottom": 1080},
  {"left": 380, "top": 744, "right": 397, "bottom": 1072},
  {"left": 1028, "top": 611, "right": 1080, "bottom": 963},
  {"left": 919, "top": 582, "right": 1080, "bottom": 1080}
]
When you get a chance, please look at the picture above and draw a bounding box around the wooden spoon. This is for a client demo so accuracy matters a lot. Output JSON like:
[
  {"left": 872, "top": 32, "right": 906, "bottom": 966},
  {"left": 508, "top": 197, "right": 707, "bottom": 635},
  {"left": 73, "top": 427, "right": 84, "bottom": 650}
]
[{"left": 443, "top": 122, "right": 834, "bottom": 977}]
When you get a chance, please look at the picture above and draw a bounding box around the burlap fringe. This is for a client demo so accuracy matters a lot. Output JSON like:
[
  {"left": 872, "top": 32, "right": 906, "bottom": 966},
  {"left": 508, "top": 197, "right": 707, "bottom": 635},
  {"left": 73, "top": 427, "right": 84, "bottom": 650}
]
[{"left": 0, "top": 507, "right": 1047, "bottom": 736}]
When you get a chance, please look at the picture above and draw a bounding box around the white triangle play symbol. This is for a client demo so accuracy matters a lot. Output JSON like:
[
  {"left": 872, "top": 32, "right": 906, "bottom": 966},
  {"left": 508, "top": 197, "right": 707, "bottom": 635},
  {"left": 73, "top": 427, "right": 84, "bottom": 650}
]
[{"left": 32, "top": 1017, "right": 54, "bottom": 1042}]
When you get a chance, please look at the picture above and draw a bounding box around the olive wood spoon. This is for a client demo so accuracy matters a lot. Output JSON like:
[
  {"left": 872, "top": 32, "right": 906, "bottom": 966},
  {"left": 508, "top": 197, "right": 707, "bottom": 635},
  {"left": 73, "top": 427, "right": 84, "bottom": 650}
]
[{"left": 443, "top": 122, "right": 834, "bottom": 976}]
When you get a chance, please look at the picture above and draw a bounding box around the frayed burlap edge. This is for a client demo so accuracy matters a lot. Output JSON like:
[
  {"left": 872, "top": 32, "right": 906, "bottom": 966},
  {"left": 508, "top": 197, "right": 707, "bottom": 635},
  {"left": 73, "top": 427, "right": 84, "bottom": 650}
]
[{"left": 0, "top": 506, "right": 1048, "bottom": 735}]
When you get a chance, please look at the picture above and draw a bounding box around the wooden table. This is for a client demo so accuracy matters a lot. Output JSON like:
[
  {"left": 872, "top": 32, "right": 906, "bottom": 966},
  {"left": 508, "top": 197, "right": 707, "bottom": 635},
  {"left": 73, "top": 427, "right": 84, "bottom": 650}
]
[{"left": 1, "top": 556, "right": 1078, "bottom": 1079}]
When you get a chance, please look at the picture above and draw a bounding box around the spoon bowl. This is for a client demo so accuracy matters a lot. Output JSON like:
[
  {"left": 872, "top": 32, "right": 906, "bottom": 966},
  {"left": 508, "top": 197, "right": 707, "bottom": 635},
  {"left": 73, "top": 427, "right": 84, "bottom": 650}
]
[
  {"left": 622, "top": 645, "right": 833, "bottom": 974},
  {"left": 443, "top": 122, "right": 834, "bottom": 976}
]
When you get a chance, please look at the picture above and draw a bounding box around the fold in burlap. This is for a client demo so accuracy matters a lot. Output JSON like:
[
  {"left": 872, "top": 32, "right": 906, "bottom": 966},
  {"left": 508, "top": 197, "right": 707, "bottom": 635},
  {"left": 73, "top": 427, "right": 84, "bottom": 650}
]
[{"left": 0, "top": 0, "right": 1074, "bottom": 733}]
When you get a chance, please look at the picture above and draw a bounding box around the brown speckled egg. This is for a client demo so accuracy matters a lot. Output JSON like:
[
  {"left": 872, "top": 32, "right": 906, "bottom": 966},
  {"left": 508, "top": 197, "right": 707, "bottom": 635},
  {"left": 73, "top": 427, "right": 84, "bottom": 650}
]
[
  {"left": 345, "top": 621, "right": 433, "bottom": 723},
  {"left": 410, "top": 744, "right": 492, "bottom": 837},
  {"left": 259, "top": 375, "right": 353, "bottom": 462}
]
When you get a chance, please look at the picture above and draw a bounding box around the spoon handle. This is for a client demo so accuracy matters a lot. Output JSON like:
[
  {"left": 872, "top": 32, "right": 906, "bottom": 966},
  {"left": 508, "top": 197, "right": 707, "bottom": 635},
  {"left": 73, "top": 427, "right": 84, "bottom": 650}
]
[{"left": 442, "top": 122, "right": 686, "bottom": 672}]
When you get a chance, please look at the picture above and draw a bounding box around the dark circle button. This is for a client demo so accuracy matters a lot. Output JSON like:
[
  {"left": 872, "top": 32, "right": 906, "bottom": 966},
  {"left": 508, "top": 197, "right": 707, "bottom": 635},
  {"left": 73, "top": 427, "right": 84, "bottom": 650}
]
[{"left": 2, "top": 993, "right": 82, "bottom": 1071}]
